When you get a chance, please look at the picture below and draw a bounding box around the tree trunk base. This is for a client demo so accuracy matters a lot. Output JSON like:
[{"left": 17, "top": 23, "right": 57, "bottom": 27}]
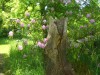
[{"left": 44, "top": 17, "right": 75, "bottom": 75}]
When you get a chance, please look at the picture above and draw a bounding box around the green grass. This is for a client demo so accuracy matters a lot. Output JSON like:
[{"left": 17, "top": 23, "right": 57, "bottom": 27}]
[
  {"left": 0, "top": 28, "right": 100, "bottom": 75},
  {"left": 7, "top": 46, "right": 44, "bottom": 75},
  {"left": 0, "top": 38, "right": 17, "bottom": 55},
  {"left": 0, "top": 38, "right": 44, "bottom": 75}
]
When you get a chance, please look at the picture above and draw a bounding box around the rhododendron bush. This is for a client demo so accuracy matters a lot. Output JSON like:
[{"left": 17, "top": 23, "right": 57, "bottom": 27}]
[{"left": 0, "top": 0, "right": 100, "bottom": 75}]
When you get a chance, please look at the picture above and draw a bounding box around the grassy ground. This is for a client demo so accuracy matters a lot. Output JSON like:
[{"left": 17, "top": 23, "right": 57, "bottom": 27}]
[
  {"left": 0, "top": 38, "right": 16, "bottom": 74},
  {"left": 0, "top": 38, "right": 16, "bottom": 54},
  {"left": 0, "top": 38, "right": 17, "bottom": 74},
  {"left": 0, "top": 37, "right": 94, "bottom": 75},
  {"left": 0, "top": 38, "right": 44, "bottom": 75}
]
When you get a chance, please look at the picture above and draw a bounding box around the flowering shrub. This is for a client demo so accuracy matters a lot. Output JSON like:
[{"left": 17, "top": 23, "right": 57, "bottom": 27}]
[
  {"left": 16, "top": 19, "right": 20, "bottom": 23},
  {"left": 0, "top": 0, "right": 100, "bottom": 75},
  {"left": 18, "top": 45, "right": 23, "bottom": 50},
  {"left": 37, "top": 41, "right": 46, "bottom": 49},
  {"left": 8, "top": 31, "right": 14, "bottom": 37},
  {"left": 90, "top": 19, "right": 95, "bottom": 23},
  {"left": 31, "top": 19, "right": 36, "bottom": 23},
  {"left": 42, "top": 25, "right": 47, "bottom": 30},
  {"left": 25, "top": 11, "right": 30, "bottom": 17}
]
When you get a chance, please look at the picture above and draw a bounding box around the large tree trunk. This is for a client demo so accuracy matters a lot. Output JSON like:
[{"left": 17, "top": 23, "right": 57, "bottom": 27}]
[{"left": 44, "top": 17, "right": 74, "bottom": 75}]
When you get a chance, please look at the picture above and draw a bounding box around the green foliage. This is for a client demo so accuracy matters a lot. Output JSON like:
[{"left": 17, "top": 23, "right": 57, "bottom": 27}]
[
  {"left": 0, "top": 0, "right": 100, "bottom": 75},
  {"left": 3, "top": 39, "right": 44, "bottom": 75}
]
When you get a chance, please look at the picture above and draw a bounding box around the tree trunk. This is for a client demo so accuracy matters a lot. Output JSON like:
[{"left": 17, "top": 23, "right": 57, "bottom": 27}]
[{"left": 44, "top": 17, "right": 74, "bottom": 75}]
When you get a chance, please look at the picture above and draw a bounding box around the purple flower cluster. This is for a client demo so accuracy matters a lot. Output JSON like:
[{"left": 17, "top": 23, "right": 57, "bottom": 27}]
[
  {"left": 16, "top": 19, "right": 20, "bottom": 23},
  {"left": 86, "top": 14, "right": 91, "bottom": 18},
  {"left": 25, "top": 11, "right": 30, "bottom": 17},
  {"left": 42, "top": 25, "right": 48, "bottom": 30},
  {"left": 90, "top": 19, "right": 95, "bottom": 23},
  {"left": 37, "top": 41, "right": 46, "bottom": 49},
  {"left": 27, "top": 24, "right": 31, "bottom": 28},
  {"left": 86, "top": 13, "right": 95, "bottom": 24},
  {"left": 18, "top": 45, "right": 23, "bottom": 50},
  {"left": 8, "top": 31, "right": 14, "bottom": 37},
  {"left": 37, "top": 38, "right": 48, "bottom": 49},
  {"left": 31, "top": 19, "right": 36, "bottom": 23},
  {"left": 20, "top": 22, "right": 24, "bottom": 28}
]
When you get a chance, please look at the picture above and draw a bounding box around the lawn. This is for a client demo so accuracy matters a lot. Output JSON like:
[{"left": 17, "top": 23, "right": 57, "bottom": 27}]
[
  {"left": 0, "top": 38, "right": 17, "bottom": 55},
  {"left": 0, "top": 38, "right": 44, "bottom": 75}
]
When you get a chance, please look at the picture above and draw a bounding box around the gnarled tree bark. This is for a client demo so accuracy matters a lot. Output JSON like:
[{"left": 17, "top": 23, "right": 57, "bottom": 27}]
[{"left": 44, "top": 17, "right": 74, "bottom": 75}]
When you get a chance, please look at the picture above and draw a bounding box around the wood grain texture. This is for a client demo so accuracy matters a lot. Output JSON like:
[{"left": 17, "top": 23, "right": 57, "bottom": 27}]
[{"left": 44, "top": 17, "right": 75, "bottom": 75}]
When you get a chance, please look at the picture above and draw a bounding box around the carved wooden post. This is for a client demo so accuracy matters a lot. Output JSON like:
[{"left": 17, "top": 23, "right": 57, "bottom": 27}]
[{"left": 44, "top": 17, "right": 74, "bottom": 75}]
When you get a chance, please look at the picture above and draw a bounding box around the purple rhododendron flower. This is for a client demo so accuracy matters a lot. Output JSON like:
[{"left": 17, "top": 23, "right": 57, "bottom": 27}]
[
  {"left": 27, "top": 24, "right": 30, "bottom": 28},
  {"left": 8, "top": 31, "right": 14, "bottom": 37},
  {"left": 90, "top": 19, "right": 95, "bottom": 23},
  {"left": 43, "top": 38, "right": 48, "bottom": 43},
  {"left": 46, "top": 25, "right": 48, "bottom": 29},
  {"left": 80, "top": 26, "right": 84, "bottom": 28},
  {"left": 25, "top": 11, "right": 30, "bottom": 17},
  {"left": 86, "top": 14, "right": 91, "bottom": 18},
  {"left": 40, "top": 43, "right": 46, "bottom": 49},
  {"left": 18, "top": 45, "right": 23, "bottom": 50},
  {"left": 20, "top": 22, "right": 24, "bottom": 27},
  {"left": 42, "top": 25, "right": 46, "bottom": 30},
  {"left": 37, "top": 41, "right": 41, "bottom": 46},
  {"left": 31, "top": 19, "right": 36, "bottom": 23},
  {"left": 37, "top": 41, "right": 45, "bottom": 49},
  {"left": 16, "top": 19, "right": 20, "bottom": 23}
]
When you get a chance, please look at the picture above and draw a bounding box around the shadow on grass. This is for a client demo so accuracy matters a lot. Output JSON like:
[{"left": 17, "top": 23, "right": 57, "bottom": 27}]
[
  {"left": 0, "top": 53, "right": 9, "bottom": 74},
  {"left": 0, "top": 38, "right": 9, "bottom": 45}
]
